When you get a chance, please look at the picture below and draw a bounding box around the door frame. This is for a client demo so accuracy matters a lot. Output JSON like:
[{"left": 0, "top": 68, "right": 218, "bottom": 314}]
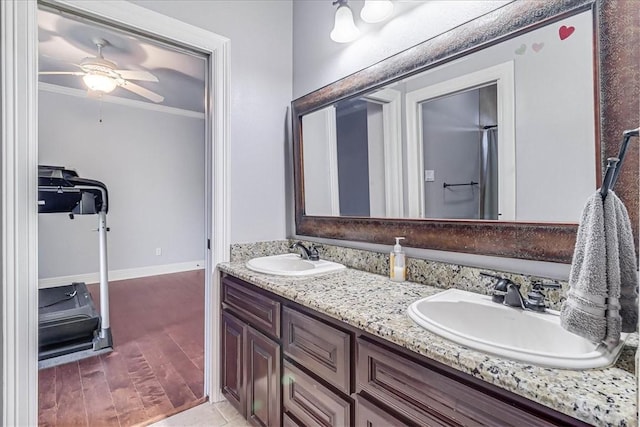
[
  {"left": 362, "top": 88, "right": 403, "bottom": 218},
  {"left": 1, "top": 0, "right": 230, "bottom": 424}
]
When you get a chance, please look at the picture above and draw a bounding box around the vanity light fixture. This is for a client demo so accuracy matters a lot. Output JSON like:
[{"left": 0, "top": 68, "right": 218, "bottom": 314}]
[
  {"left": 360, "top": 0, "right": 394, "bottom": 24},
  {"left": 330, "top": 0, "right": 360, "bottom": 43},
  {"left": 82, "top": 73, "right": 117, "bottom": 94}
]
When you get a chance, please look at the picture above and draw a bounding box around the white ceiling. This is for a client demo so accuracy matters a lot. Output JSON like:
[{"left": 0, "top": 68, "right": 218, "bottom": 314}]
[{"left": 38, "top": 6, "right": 206, "bottom": 113}]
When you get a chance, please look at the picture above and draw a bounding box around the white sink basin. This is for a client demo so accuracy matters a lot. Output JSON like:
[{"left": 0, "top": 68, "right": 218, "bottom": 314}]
[
  {"left": 407, "top": 289, "right": 627, "bottom": 369},
  {"left": 246, "top": 253, "right": 346, "bottom": 276}
]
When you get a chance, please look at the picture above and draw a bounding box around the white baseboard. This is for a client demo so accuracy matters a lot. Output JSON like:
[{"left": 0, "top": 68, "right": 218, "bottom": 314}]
[{"left": 38, "top": 260, "right": 205, "bottom": 288}]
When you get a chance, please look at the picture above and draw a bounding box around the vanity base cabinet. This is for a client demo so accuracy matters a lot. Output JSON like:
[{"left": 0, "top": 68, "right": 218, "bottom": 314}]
[{"left": 221, "top": 273, "right": 590, "bottom": 427}]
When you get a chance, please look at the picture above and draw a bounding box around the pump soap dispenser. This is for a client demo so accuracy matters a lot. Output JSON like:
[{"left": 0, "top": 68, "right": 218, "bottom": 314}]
[{"left": 390, "top": 237, "right": 406, "bottom": 282}]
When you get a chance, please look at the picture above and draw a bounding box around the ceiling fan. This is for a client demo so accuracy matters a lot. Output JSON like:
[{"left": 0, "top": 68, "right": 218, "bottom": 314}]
[{"left": 39, "top": 39, "right": 164, "bottom": 103}]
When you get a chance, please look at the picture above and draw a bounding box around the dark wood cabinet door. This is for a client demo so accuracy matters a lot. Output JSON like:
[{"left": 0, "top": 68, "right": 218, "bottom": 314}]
[
  {"left": 282, "top": 359, "right": 352, "bottom": 427},
  {"left": 246, "top": 326, "right": 281, "bottom": 427},
  {"left": 355, "top": 394, "right": 411, "bottom": 427},
  {"left": 221, "top": 310, "right": 246, "bottom": 417}
]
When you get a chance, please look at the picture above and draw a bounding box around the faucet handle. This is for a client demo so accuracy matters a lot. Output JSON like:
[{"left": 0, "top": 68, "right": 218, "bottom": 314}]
[
  {"left": 308, "top": 244, "right": 320, "bottom": 261},
  {"left": 531, "top": 279, "right": 562, "bottom": 291},
  {"left": 525, "top": 280, "right": 559, "bottom": 312}
]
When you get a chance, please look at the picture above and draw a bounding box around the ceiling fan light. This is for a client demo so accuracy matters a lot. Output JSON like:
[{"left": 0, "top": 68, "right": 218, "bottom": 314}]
[
  {"left": 82, "top": 73, "right": 117, "bottom": 93},
  {"left": 360, "top": 0, "right": 394, "bottom": 23},
  {"left": 330, "top": 2, "right": 360, "bottom": 43}
]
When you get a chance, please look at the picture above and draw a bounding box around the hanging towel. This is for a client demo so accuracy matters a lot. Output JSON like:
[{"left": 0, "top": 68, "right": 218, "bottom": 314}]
[{"left": 560, "top": 191, "right": 638, "bottom": 348}]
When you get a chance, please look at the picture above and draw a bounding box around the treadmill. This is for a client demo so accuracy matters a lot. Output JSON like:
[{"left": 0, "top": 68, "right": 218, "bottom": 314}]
[{"left": 38, "top": 165, "right": 113, "bottom": 364}]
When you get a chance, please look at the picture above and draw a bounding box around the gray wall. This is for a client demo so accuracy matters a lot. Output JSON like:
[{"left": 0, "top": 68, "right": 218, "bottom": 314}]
[
  {"left": 38, "top": 90, "right": 205, "bottom": 279},
  {"left": 132, "top": 0, "right": 293, "bottom": 244}
]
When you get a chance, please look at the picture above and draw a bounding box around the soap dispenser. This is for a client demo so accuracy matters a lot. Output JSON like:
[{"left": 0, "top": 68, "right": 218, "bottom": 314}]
[{"left": 390, "top": 237, "right": 406, "bottom": 282}]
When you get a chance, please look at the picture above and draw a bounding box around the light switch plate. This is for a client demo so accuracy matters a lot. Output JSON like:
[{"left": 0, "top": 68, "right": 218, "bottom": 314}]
[{"left": 425, "top": 170, "right": 435, "bottom": 182}]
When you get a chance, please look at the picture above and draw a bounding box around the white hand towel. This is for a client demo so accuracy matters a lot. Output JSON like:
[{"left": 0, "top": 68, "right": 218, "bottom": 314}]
[{"left": 560, "top": 191, "right": 638, "bottom": 348}]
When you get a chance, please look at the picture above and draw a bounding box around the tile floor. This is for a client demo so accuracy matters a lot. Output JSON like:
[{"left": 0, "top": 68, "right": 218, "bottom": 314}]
[{"left": 149, "top": 400, "right": 248, "bottom": 427}]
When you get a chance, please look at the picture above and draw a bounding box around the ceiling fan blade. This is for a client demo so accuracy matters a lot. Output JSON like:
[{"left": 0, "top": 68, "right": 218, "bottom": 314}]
[
  {"left": 115, "top": 70, "right": 159, "bottom": 82},
  {"left": 120, "top": 81, "right": 164, "bottom": 103},
  {"left": 39, "top": 71, "right": 85, "bottom": 76}
]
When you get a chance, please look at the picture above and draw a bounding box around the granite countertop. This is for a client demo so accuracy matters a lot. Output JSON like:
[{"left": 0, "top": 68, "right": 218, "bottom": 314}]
[{"left": 218, "top": 262, "right": 637, "bottom": 427}]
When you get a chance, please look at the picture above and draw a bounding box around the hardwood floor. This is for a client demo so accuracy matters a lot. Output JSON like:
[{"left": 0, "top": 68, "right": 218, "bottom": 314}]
[{"left": 38, "top": 270, "right": 206, "bottom": 427}]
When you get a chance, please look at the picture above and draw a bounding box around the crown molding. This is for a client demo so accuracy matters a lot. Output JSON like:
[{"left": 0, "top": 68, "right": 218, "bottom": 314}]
[{"left": 39, "top": 82, "right": 205, "bottom": 119}]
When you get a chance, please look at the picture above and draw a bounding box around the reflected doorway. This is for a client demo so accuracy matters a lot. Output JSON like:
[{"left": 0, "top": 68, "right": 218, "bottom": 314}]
[{"left": 420, "top": 84, "right": 499, "bottom": 220}]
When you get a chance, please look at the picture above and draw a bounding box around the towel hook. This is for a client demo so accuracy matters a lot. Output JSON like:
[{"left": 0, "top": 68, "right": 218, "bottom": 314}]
[{"left": 600, "top": 127, "right": 639, "bottom": 200}]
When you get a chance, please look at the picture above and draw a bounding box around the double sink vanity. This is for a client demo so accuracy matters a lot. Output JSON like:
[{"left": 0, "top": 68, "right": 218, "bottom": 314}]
[{"left": 219, "top": 243, "right": 637, "bottom": 427}]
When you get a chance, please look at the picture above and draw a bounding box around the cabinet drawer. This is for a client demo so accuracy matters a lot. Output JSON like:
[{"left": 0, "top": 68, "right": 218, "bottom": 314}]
[
  {"left": 355, "top": 394, "right": 410, "bottom": 427},
  {"left": 357, "top": 338, "right": 560, "bottom": 427},
  {"left": 222, "top": 276, "right": 280, "bottom": 339},
  {"left": 282, "top": 306, "right": 351, "bottom": 394},
  {"left": 283, "top": 360, "right": 352, "bottom": 427}
]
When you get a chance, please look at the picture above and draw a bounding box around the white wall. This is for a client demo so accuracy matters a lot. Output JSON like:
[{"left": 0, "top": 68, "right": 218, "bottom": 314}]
[
  {"left": 131, "top": 0, "right": 293, "bottom": 244},
  {"left": 38, "top": 90, "right": 205, "bottom": 279},
  {"left": 293, "top": 0, "right": 510, "bottom": 98}
]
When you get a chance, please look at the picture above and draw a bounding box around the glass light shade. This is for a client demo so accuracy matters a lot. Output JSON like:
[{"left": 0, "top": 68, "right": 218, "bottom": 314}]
[
  {"left": 82, "top": 73, "right": 117, "bottom": 93},
  {"left": 360, "top": 0, "right": 394, "bottom": 23},
  {"left": 330, "top": 4, "right": 360, "bottom": 43}
]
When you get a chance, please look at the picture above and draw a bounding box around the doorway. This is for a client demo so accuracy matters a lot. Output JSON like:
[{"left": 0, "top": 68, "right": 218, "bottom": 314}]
[
  {"left": 37, "top": 3, "right": 208, "bottom": 425},
  {"left": 1, "top": 1, "right": 230, "bottom": 425}
]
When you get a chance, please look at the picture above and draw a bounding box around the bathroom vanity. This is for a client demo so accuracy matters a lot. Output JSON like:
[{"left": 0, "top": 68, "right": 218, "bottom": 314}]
[{"left": 219, "top": 262, "right": 636, "bottom": 426}]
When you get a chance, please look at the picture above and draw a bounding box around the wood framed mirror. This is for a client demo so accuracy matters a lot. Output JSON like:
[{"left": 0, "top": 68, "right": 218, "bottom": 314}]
[{"left": 292, "top": 0, "right": 638, "bottom": 263}]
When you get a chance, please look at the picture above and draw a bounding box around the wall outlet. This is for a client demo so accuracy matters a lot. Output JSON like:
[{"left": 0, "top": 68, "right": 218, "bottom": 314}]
[{"left": 155, "top": 247, "right": 162, "bottom": 256}]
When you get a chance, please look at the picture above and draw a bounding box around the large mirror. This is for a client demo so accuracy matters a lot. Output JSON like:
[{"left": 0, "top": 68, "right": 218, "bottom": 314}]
[{"left": 292, "top": 0, "right": 639, "bottom": 263}]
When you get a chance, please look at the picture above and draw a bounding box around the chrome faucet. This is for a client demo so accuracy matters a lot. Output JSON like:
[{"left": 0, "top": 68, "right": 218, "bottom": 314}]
[
  {"left": 502, "top": 281, "right": 526, "bottom": 309},
  {"left": 481, "top": 272, "right": 561, "bottom": 312},
  {"left": 289, "top": 241, "right": 320, "bottom": 261}
]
